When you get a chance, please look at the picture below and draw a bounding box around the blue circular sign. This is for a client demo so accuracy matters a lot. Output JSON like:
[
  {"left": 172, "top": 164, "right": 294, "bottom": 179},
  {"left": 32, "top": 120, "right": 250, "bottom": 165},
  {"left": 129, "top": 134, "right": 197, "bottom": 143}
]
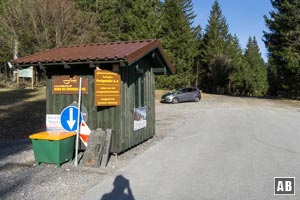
[{"left": 60, "top": 106, "right": 82, "bottom": 132}]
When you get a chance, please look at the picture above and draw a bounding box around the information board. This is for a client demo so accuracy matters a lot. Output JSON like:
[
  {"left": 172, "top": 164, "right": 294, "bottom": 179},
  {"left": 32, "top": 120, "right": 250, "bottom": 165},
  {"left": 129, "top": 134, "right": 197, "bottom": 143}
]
[
  {"left": 52, "top": 75, "right": 88, "bottom": 94},
  {"left": 94, "top": 70, "right": 120, "bottom": 106},
  {"left": 46, "top": 114, "right": 64, "bottom": 131},
  {"left": 134, "top": 107, "right": 147, "bottom": 131},
  {"left": 19, "top": 67, "right": 33, "bottom": 78},
  {"left": 17, "top": 66, "right": 34, "bottom": 89}
]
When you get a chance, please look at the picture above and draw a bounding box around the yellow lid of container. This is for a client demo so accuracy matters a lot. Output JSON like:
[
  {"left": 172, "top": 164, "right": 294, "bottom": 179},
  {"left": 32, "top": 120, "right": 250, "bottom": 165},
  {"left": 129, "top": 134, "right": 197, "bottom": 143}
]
[{"left": 29, "top": 131, "right": 76, "bottom": 140}]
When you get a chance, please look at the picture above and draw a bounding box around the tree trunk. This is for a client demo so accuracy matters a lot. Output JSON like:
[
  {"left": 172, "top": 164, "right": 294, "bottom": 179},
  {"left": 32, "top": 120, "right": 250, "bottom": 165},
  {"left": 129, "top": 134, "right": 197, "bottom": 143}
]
[{"left": 13, "top": 38, "right": 18, "bottom": 60}]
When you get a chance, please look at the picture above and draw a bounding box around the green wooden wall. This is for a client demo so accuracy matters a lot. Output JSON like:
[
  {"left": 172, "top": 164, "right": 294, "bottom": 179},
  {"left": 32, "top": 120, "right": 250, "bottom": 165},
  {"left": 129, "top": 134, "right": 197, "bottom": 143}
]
[{"left": 45, "top": 56, "right": 155, "bottom": 154}]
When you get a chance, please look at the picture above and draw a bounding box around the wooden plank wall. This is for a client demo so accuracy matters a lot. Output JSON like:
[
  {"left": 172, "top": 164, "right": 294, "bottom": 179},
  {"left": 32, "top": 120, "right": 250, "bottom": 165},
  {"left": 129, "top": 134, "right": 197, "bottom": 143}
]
[
  {"left": 113, "top": 58, "right": 155, "bottom": 153},
  {"left": 111, "top": 57, "right": 156, "bottom": 153},
  {"left": 45, "top": 59, "right": 156, "bottom": 154}
]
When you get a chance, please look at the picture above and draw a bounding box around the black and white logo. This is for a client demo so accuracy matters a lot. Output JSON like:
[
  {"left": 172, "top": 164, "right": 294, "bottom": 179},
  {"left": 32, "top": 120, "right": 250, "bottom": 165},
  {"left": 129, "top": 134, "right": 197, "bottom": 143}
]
[{"left": 274, "top": 177, "right": 295, "bottom": 195}]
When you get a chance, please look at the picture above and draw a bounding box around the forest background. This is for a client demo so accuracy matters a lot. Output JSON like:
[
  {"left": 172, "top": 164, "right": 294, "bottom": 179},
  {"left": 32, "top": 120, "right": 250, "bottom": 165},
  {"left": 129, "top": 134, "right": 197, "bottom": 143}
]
[{"left": 0, "top": 0, "right": 299, "bottom": 98}]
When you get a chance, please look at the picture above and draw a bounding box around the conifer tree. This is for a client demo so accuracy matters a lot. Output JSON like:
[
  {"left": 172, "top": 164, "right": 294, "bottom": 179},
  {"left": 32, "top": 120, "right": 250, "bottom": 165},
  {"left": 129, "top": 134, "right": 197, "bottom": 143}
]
[
  {"left": 75, "top": 0, "right": 100, "bottom": 13},
  {"left": 156, "top": 0, "right": 199, "bottom": 89},
  {"left": 178, "top": 0, "right": 196, "bottom": 25},
  {"left": 264, "top": 0, "right": 300, "bottom": 97},
  {"left": 200, "top": 0, "right": 230, "bottom": 93},
  {"left": 226, "top": 35, "right": 249, "bottom": 95},
  {"left": 244, "top": 36, "right": 268, "bottom": 96},
  {"left": 98, "top": 0, "right": 162, "bottom": 41},
  {"left": 0, "top": 1, "right": 10, "bottom": 65},
  {"left": 178, "top": 0, "right": 202, "bottom": 87}
]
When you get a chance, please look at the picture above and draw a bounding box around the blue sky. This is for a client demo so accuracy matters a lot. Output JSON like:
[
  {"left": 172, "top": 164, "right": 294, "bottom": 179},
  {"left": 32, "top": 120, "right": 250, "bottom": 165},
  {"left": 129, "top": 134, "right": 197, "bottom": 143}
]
[{"left": 192, "top": 0, "right": 272, "bottom": 61}]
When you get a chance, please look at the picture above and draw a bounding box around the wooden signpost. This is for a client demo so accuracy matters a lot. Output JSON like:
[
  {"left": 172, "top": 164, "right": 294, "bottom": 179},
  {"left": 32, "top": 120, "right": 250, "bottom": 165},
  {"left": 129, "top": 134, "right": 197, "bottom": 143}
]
[{"left": 17, "top": 66, "right": 34, "bottom": 89}]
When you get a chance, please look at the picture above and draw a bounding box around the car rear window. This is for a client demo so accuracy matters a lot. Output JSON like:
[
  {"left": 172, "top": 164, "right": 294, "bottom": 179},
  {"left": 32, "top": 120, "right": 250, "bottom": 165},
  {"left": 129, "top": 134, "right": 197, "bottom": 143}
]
[{"left": 187, "top": 88, "right": 196, "bottom": 92}]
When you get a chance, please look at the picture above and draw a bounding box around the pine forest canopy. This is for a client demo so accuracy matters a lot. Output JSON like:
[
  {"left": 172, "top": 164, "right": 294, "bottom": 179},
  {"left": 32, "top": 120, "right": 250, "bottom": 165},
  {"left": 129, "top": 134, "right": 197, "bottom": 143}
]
[
  {"left": 0, "top": 0, "right": 298, "bottom": 98},
  {"left": 263, "top": 0, "right": 300, "bottom": 98}
]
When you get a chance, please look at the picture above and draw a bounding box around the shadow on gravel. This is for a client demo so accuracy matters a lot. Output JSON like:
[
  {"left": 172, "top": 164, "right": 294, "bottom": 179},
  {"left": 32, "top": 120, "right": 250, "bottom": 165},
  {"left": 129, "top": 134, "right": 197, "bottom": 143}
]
[
  {"left": 101, "top": 175, "right": 135, "bottom": 200},
  {"left": 204, "top": 93, "right": 300, "bottom": 108},
  {"left": 210, "top": 92, "right": 300, "bottom": 101},
  {"left": 0, "top": 162, "right": 34, "bottom": 171},
  {"left": 0, "top": 177, "right": 28, "bottom": 200},
  {"left": 0, "top": 139, "right": 32, "bottom": 161},
  {"left": 0, "top": 95, "right": 45, "bottom": 160},
  {"left": 0, "top": 162, "right": 39, "bottom": 200},
  {"left": 0, "top": 89, "right": 38, "bottom": 106},
  {"left": 0, "top": 161, "right": 38, "bottom": 200},
  {"left": 0, "top": 99, "right": 46, "bottom": 140}
]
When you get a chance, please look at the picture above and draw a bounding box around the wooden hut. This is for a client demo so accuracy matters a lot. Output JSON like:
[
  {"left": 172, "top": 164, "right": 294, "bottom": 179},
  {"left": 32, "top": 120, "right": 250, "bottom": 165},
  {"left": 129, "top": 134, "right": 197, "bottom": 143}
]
[{"left": 13, "top": 39, "right": 175, "bottom": 153}]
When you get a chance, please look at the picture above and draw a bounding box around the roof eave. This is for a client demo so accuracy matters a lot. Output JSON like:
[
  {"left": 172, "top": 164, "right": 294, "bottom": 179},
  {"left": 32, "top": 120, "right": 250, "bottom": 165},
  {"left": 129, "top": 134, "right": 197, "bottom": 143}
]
[
  {"left": 13, "top": 59, "right": 127, "bottom": 68},
  {"left": 126, "top": 40, "right": 175, "bottom": 74}
]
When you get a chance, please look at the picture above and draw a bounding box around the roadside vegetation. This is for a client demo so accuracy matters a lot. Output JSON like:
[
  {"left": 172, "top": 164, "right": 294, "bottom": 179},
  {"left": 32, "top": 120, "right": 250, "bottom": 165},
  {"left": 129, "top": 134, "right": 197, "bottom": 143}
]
[{"left": 0, "top": 0, "right": 299, "bottom": 98}]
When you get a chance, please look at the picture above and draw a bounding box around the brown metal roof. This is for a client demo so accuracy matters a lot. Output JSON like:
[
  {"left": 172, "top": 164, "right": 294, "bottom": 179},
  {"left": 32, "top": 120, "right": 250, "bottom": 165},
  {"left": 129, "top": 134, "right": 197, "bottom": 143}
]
[{"left": 13, "top": 39, "right": 175, "bottom": 74}]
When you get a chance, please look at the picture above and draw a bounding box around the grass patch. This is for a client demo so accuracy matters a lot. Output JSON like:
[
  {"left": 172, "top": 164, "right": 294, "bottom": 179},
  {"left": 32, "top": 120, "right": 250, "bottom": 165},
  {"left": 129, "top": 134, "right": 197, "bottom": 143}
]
[{"left": 0, "top": 87, "right": 46, "bottom": 140}]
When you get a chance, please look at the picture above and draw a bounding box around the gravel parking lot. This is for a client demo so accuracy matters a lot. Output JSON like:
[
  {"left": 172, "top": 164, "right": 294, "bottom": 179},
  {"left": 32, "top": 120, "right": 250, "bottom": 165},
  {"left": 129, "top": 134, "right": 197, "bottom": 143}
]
[
  {"left": 0, "top": 91, "right": 200, "bottom": 200},
  {"left": 1, "top": 93, "right": 300, "bottom": 200}
]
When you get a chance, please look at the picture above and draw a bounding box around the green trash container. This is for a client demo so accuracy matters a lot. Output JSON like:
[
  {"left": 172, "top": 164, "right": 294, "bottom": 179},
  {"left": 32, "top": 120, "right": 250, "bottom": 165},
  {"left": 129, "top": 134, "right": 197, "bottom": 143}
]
[{"left": 29, "top": 131, "right": 76, "bottom": 168}]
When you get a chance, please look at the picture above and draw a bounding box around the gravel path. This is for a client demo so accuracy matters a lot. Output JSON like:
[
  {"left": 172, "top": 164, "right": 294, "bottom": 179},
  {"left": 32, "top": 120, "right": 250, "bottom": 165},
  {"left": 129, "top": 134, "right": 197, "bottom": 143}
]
[{"left": 0, "top": 94, "right": 299, "bottom": 200}]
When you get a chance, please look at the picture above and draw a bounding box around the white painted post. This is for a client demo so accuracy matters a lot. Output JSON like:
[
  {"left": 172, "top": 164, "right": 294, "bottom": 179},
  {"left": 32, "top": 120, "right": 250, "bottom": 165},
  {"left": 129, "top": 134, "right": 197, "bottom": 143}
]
[
  {"left": 31, "top": 66, "right": 34, "bottom": 89},
  {"left": 75, "top": 77, "right": 82, "bottom": 167}
]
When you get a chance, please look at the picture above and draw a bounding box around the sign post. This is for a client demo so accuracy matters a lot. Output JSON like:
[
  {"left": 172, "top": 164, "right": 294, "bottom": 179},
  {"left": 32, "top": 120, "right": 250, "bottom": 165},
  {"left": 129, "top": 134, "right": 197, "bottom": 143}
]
[
  {"left": 59, "top": 76, "right": 83, "bottom": 167},
  {"left": 75, "top": 77, "right": 82, "bottom": 167},
  {"left": 60, "top": 106, "right": 82, "bottom": 132}
]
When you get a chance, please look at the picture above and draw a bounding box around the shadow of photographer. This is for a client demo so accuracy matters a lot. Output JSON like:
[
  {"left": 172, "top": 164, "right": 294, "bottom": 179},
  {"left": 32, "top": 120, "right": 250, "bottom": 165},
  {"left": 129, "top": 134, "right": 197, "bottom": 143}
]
[{"left": 101, "top": 175, "right": 135, "bottom": 200}]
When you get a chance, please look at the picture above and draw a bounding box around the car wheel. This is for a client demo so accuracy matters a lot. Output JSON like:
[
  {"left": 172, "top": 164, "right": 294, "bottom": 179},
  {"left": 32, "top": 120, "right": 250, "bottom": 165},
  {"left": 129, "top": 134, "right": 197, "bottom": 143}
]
[
  {"left": 194, "top": 96, "right": 200, "bottom": 102},
  {"left": 172, "top": 98, "right": 178, "bottom": 104}
]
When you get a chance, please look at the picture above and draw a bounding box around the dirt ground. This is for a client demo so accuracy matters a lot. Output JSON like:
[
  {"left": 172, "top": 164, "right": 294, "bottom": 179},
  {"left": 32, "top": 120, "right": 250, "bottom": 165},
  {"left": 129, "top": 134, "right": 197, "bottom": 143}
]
[{"left": 0, "top": 87, "right": 46, "bottom": 140}]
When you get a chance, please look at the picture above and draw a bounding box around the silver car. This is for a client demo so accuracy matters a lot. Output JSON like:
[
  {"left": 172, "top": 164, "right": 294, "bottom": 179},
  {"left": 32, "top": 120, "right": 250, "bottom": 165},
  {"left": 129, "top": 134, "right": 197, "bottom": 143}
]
[{"left": 160, "top": 87, "right": 201, "bottom": 104}]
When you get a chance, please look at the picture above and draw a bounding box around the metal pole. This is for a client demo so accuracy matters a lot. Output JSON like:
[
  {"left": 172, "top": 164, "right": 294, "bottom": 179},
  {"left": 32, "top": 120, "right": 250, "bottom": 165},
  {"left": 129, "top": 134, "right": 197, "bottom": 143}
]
[
  {"left": 31, "top": 66, "right": 34, "bottom": 89},
  {"left": 75, "top": 77, "right": 82, "bottom": 167}
]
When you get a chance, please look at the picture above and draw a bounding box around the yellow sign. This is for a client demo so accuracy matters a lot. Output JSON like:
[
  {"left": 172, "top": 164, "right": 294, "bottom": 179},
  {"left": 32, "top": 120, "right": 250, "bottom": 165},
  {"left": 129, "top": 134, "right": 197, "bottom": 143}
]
[{"left": 94, "top": 70, "right": 120, "bottom": 106}]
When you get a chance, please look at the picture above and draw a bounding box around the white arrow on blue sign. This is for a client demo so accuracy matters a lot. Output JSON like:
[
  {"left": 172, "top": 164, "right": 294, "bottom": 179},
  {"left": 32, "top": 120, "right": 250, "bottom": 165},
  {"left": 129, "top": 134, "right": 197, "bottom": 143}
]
[{"left": 60, "top": 106, "right": 82, "bottom": 132}]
